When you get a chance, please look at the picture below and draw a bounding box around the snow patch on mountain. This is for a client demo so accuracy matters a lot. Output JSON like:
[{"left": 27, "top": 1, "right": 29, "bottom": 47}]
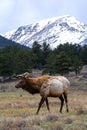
[{"left": 3, "top": 15, "right": 87, "bottom": 48}]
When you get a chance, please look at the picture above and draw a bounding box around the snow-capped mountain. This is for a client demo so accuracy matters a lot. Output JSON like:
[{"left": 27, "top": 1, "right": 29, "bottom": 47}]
[{"left": 3, "top": 15, "right": 87, "bottom": 49}]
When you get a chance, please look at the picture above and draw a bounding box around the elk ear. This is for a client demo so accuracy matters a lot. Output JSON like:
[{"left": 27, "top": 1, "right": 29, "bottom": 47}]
[
  {"left": 23, "top": 72, "right": 30, "bottom": 78},
  {"left": 15, "top": 72, "right": 30, "bottom": 79},
  {"left": 25, "top": 75, "right": 29, "bottom": 78}
]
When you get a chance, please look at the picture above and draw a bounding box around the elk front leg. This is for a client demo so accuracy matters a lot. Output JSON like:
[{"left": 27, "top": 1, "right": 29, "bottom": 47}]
[{"left": 36, "top": 97, "right": 45, "bottom": 114}]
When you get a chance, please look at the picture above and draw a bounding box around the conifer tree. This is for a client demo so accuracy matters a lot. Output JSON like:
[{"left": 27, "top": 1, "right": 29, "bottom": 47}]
[{"left": 54, "top": 52, "right": 71, "bottom": 75}]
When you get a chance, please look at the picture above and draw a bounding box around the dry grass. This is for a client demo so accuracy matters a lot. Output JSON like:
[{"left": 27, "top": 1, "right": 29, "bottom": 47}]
[{"left": 0, "top": 75, "right": 87, "bottom": 130}]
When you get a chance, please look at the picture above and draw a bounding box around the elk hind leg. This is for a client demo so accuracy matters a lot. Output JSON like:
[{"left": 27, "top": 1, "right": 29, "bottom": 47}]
[
  {"left": 46, "top": 98, "right": 50, "bottom": 112},
  {"left": 59, "top": 95, "right": 64, "bottom": 113},
  {"left": 63, "top": 93, "right": 69, "bottom": 112}
]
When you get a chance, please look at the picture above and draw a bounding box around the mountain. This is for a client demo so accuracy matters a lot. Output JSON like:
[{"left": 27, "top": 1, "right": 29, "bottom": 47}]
[
  {"left": 0, "top": 35, "right": 29, "bottom": 49},
  {"left": 3, "top": 15, "right": 87, "bottom": 49}
]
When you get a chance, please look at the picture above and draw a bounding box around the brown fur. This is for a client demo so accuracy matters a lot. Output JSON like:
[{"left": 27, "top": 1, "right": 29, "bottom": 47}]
[{"left": 15, "top": 74, "right": 70, "bottom": 114}]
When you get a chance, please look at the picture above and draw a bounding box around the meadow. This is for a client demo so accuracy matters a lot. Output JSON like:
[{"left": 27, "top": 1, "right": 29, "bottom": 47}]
[{"left": 0, "top": 74, "right": 87, "bottom": 130}]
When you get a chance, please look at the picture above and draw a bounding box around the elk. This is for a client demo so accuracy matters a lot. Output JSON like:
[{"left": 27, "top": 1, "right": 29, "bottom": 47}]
[{"left": 15, "top": 72, "right": 70, "bottom": 114}]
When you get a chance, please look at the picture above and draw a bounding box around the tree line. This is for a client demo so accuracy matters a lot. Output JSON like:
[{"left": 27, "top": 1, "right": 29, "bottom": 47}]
[{"left": 0, "top": 41, "right": 87, "bottom": 77}]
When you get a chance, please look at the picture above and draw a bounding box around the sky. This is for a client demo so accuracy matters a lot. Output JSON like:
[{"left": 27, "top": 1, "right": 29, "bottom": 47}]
[{"left": 0, "top": 0, "right": 87, "bottom": 34}]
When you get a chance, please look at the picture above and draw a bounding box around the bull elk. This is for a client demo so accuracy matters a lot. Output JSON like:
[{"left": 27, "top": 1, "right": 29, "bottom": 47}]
[{"left": 15, "top": 72, "right": 70, "bottom": 114}]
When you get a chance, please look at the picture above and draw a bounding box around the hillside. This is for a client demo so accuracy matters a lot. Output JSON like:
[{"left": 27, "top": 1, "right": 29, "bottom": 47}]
[
  {"left": 3, "top": 15, "right": 87, "bottom": 49},
  {"left": 0, "top": 35, "right": 29, "bottom": 49}
]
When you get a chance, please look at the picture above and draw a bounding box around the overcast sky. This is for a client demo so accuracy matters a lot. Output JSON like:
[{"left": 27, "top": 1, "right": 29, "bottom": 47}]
[{"left": 0, "top": 0, "right": 87, "bottom": 34}]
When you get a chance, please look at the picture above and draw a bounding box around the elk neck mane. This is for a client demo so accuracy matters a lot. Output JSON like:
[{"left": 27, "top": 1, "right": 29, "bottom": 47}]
[{"left": 23, "top": 75, "right": 51, "bottom": 94}]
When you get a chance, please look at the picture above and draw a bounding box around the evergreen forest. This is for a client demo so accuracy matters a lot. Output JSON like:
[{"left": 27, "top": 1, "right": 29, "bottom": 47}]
[{"left": 0, "top": 41, "right": 87, "bottom": 77}]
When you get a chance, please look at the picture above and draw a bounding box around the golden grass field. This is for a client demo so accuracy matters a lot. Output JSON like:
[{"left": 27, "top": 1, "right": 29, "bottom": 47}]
[{"left": 0, "top": 75, "right": 87, "bottom": 130}]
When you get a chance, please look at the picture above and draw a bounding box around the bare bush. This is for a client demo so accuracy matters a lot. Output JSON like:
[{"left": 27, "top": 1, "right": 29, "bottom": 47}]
[
  {"left": 43, "top": 114, "right": 58, "bottom": 122},
  {"left": 64, "top": 118, "right": 73, "bottom": 124},
  {"left": 51, "top": 125, "right": 63, "bottom": 130},
  {"left": 77, "top": 107, "right": 87, "bottom": 115}
]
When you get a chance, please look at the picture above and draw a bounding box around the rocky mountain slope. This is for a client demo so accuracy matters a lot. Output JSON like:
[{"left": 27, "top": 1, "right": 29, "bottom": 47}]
[{"left": 3, "top": 15, "right": 87, "bottom": 49}]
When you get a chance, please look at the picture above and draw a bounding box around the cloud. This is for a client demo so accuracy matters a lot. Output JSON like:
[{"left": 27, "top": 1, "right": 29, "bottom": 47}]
[
  {"left": 15, "top": 0, "right": 41, "bottom": 24},
  {"left": 0, "top": 0, "right": 87, "bottom": 33},
  {"left": 0, "top": 0, "right": 14, "bottom": 17},
  {"left": 0, "top": 0, "right": 15, "bottom": 32},
  {"left": 0, "top": 0, "right": 38, "bottom": 33},
  {"left": 3, "top": 0, "right": 41, "bottom": 26}
]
